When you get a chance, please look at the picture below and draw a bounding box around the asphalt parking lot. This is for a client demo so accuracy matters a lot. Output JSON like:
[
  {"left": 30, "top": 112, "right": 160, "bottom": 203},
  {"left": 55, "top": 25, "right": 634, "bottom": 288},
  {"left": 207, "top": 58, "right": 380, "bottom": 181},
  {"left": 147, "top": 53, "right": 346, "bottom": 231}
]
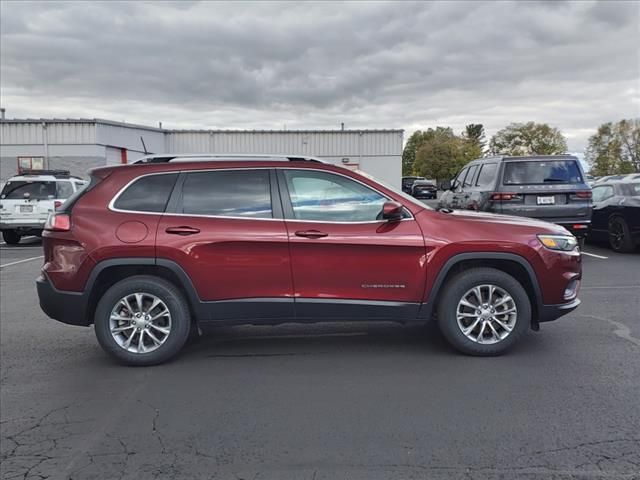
[{"left": 1, "top": 235, "right": 639, "bottom": 480}]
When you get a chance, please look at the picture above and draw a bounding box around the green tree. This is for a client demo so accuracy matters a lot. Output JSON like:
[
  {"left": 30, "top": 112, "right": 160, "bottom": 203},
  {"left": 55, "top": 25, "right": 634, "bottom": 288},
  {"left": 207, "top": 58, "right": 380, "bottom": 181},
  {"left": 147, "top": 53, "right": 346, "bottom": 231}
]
[
  {"left": 412, "top": 127, "right": 473, "bottom": 184},
  {"left": 402, "top": 130, "right": 426, "bottom": 175},
  {"left": 586, "top": 119, "right": 640, "bottom": 176},
  {"left": 489, "top": 122, "right": 567, "bottom": 156},
  {"left": 463, "top": 123, "right": 486, "bottom": 154}
]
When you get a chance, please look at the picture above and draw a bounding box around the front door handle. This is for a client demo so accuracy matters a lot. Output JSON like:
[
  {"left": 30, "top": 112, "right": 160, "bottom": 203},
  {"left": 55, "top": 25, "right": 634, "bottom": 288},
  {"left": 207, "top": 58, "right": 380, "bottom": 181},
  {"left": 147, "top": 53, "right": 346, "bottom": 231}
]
[
  {"left": 295, "top": 230, "right": 328, "bottom": 239},
  {"left": 165, "top": 226, "right": 200, "bottom": 236}
]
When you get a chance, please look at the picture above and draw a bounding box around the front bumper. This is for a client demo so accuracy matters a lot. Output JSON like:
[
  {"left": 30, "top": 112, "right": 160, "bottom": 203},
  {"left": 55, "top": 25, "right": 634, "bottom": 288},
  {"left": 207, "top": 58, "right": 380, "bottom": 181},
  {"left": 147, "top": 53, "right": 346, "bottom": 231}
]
[
  {"left": 538, "top": 297, "right": 581, "bottom": 323},
  {"left": 36, "top": 274, "right": 90, "bottom": 326}
]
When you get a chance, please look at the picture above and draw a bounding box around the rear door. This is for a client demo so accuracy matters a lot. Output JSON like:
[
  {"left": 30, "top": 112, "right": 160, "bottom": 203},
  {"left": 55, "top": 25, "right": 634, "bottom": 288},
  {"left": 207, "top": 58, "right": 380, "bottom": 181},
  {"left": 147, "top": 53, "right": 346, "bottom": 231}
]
[
  {"left": 473, "top": 162, "right": 499, "bottom": 211},
  {"left": 277, "top": 168, "right": 426, "bottom": 320},
  {"left": 498, "top": 159, "right": 592, "bottom": 224},
  {"left": 156, "top": 168, "right": 294, "bottom": 321}
]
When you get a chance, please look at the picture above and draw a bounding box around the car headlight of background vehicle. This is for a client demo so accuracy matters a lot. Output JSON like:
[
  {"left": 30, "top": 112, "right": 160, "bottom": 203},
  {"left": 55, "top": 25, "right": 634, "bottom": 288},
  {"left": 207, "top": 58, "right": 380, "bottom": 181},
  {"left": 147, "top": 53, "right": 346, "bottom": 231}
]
[{"left": 537, "top": 234, "right": 578, "bottom": 251}]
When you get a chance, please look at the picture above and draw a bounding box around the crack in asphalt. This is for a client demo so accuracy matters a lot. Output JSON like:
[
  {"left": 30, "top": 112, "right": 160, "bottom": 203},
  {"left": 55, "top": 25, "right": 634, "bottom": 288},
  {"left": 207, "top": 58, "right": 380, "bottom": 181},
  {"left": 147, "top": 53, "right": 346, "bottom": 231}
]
[
  {"left": 46, "top": 371, "right": 152, "bottom": 480},
  {"left": 577, "top": 314, "right": 640, "bottom": 347}
]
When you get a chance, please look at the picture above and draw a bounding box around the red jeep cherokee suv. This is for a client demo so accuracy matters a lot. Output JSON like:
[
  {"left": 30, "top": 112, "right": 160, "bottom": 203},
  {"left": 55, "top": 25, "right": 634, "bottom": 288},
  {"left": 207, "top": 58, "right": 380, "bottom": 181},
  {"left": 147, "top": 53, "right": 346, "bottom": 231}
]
[{"left": 37, "top": 155, "right": 582, "bottom": 365}]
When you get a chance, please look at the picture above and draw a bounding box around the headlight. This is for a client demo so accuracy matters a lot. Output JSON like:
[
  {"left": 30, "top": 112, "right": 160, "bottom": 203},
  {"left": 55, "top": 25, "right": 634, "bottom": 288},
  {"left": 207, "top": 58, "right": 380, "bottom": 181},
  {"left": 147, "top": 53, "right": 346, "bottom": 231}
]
[{"left": 537, "top": 234, "right": 578, "bottom": 251}]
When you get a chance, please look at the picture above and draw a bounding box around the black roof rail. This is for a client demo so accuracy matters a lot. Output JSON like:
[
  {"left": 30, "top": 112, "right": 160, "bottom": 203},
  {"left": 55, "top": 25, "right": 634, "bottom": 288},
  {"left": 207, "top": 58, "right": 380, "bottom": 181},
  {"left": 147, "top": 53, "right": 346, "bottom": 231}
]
[
  {"left": 18, "top": 169, "right": 74, "bottom": 177},
  {"left": 132, "top": 154, "right": 326, "bottom": 164}
]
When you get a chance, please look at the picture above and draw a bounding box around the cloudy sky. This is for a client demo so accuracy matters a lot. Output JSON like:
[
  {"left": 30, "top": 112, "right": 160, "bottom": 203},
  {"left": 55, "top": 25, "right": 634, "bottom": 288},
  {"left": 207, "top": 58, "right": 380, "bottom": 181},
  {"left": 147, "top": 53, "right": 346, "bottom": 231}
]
[{"left": 1, "top": 0, "right": 638, "bottom": 152}]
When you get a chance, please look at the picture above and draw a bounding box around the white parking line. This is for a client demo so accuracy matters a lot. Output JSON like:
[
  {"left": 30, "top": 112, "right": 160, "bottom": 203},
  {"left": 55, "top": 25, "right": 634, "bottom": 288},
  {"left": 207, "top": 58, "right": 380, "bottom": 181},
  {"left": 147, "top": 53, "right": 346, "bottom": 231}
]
[
  {"left": 0, "top": 255, "right": 44, "bottom": 268},
  {"left": 582, "top": 251, "right": 609, "bottom": 259},
  {"left": 582, "top": 285, "right": 640, "bottom": 290}
]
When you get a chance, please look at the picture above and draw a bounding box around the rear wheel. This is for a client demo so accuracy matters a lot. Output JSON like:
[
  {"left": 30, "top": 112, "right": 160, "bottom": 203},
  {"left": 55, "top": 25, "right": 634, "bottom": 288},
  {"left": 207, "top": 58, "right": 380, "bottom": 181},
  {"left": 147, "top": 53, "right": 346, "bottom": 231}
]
[
  {"left": 608, "top": 216, "right": 634, "bottom": 253},
  {"left": 437, "top": 268, "right": 531, "bottom": 356},
  {"left": 94, "top": 276, "right": 191, "bottom": 366},
  {"left": 2, "top": 230, "right": 20, "bottom": 245}
]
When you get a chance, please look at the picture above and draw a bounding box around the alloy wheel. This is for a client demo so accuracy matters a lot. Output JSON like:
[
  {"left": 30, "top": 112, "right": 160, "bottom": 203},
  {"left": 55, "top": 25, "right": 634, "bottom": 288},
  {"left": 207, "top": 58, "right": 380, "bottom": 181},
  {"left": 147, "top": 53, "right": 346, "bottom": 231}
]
[
  {"left": 109, "top": 293, "right": 172, "bottom": 353},
  {"left": 456, "top": 284, "right": 517, "bottom": 344}
]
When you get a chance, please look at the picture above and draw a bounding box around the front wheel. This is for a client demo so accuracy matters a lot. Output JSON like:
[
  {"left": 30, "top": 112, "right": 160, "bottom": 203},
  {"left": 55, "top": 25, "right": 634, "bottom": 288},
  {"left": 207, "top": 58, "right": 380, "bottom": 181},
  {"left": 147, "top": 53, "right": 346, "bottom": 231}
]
[
  {"left": 94, "top": 276, "right": 191, "bottom": 366},
  {"left": 437, "top": 268, "right": 531, "bottom": 356},
  {"left": 2, "top": 230, "right": 21, "bottom": 245}
]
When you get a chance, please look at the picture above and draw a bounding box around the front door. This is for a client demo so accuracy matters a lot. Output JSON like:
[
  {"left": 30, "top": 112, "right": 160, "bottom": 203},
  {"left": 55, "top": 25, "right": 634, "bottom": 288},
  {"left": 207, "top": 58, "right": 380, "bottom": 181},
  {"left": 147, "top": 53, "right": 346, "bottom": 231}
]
[
  {"left": 276, "top": 168, "right": 426, "bottom": 320},
  {"left": 156, "top": 168, "right": 294, "bottom": 321}
]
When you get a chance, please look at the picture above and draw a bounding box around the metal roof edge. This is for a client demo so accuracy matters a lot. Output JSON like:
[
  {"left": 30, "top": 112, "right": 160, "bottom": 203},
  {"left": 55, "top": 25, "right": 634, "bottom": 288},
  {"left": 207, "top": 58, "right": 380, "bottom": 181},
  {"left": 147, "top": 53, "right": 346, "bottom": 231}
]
[{"left": 0, "top": 118, "right": 403, "bottom": 134}]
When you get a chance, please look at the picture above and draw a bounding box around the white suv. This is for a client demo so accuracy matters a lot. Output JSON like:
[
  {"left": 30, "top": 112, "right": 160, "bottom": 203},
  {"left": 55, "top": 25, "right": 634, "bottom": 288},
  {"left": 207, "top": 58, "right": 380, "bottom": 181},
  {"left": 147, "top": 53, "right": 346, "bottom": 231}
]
[{"left": 0, "top": 170, "right": 87, "bottom": 244}]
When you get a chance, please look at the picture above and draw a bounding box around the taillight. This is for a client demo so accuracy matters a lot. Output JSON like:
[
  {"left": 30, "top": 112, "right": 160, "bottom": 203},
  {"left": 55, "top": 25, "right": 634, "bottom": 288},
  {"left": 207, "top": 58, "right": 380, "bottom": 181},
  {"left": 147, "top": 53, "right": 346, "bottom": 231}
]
[
  {"left": 574, "top": 191, "right": 592, "bottom": 199},
  {"left": 45, "top": 213, "right": 71, "bottom": 231},
  {"left": 490, "top": 192, "right": 521, "bottom": 201},
  {"left": 54, "top": 200, "right": 63, "bottom": 209}
]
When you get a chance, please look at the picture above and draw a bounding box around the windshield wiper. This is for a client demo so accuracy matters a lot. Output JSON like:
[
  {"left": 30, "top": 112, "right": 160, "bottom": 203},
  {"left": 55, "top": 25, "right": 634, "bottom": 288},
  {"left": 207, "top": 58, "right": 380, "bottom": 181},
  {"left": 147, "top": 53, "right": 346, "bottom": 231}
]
[{"left": 543, "top": 178, "right": 565, "bottom": 182}]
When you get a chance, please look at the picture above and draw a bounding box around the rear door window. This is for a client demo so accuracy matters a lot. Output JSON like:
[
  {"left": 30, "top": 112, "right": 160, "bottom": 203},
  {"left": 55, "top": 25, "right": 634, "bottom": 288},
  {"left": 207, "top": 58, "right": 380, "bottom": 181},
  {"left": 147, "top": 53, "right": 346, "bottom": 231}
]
[
  {"left": 620, "top": 183, "right": 640, "bottom": 197},
  {"left": 1, "top": 181, "right": 56, "bottom": 200},
  {"left": 476, "top": 163, "right": 498, "bottom": 188},
  {"left": 113, "top": 173, "right": 178, "bottom": 213},
  {"left": 179, "top": 170, "right": 272, "bottom": 218},
  {"left": 503, "top": 160, "right": 583, "bottom": 185}
]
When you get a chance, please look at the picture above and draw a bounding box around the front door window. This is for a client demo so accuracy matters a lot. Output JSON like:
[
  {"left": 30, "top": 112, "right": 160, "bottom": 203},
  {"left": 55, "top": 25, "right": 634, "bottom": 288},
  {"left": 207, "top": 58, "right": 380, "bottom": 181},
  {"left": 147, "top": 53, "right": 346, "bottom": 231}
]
[{"left": 282, "top": 169, "right": 387, "bottom": 222}]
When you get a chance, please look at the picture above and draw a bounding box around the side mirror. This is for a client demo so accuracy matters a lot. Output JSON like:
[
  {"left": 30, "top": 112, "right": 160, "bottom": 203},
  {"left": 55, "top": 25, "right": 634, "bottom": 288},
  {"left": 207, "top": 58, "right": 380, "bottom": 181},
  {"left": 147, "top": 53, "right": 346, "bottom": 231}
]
[
  {"left": 441, "top": 180, "right": 452, "bottom": 191},
  {"left": 382, "top": 201, "right": 403, "bottom": 221}
]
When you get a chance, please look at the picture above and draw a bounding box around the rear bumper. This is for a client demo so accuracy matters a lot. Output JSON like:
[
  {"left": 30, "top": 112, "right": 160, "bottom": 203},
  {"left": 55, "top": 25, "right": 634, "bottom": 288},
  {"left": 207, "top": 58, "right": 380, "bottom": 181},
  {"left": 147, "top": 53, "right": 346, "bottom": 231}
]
[
  {"left": 36, "top": 274, "right": 90, "bottom": 326},
  {"left": 557, "top": 222, "right": 590, "bottom": 238},
  {"left": 413, "top": 192, "right": 436, "bottom": 198},
  {"left": 1, "top": 221, "right": 45, "bottom": 230},
  {"left": 538, "top": 297, "right": 581, "bottom": 323}
]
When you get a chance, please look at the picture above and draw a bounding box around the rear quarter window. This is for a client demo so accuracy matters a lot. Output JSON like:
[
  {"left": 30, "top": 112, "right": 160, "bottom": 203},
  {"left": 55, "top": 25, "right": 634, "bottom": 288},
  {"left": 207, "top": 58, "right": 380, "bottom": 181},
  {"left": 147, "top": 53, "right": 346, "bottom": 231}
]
[
  {"left": 113, "top": 173, "right": 178, "bottom": 213},
  {"left": 56, "top": 181, "right": 74, "bottom": 199}
]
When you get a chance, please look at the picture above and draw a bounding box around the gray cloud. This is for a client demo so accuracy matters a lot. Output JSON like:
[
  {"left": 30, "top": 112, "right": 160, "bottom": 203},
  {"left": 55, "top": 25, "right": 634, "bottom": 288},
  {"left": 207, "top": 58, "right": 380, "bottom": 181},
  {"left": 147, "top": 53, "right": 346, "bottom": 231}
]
[{"left": 1, "top": 0, "right": 638, "bottom": 151}]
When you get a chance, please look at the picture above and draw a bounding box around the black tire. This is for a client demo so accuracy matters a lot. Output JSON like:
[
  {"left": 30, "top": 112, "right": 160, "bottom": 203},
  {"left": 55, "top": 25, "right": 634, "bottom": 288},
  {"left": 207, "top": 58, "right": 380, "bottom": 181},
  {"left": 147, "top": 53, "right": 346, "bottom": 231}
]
[
  {"left": 2, "top": 230, "right": 21, "bottom": 245},
  {"left": 608, "top": 216, "right": 635, "bottom": 253},
  {"left": 436, "top": 268, "right": 531, "bottom": 356},
  {"left": 577, "top": 236, "right": 586, "bottom": 250},
  {"left": 94, "top": 275, "right": 191, "bottom": 366}
]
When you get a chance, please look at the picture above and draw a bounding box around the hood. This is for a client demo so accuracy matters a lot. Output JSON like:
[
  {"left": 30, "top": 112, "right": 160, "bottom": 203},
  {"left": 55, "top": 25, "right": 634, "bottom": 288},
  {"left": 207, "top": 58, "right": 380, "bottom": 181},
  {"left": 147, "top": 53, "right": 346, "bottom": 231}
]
[{"left": 444, "top": 209, "right": 570, "bottom": 234}]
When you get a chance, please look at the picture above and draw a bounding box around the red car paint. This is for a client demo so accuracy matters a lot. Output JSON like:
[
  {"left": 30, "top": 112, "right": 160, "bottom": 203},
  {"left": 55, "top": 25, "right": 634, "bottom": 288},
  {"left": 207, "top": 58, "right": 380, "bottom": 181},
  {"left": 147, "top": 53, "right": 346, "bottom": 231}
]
[{"left": 40, "top": 160, "right": 581, "bottom": 327}]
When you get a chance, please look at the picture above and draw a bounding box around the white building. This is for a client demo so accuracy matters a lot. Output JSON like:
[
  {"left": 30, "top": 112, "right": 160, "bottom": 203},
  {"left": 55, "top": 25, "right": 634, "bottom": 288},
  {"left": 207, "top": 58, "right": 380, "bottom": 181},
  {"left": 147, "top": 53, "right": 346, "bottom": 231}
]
[{"left": 0, "top": 119, "right": 403, "bottom": 187}]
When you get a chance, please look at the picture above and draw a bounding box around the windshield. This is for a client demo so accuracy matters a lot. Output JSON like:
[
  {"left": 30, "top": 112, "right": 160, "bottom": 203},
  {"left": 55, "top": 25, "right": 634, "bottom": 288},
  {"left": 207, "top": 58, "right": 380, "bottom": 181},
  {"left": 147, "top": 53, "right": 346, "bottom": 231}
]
[
  {"left": 0, "top": 180, "right": 56, "bottom": 200},
  {"left": 358, "top": 170, "right": 432, "bottom": 210},
  {"left": 503, "top": 160, "right": 583, "bottom": 185}
]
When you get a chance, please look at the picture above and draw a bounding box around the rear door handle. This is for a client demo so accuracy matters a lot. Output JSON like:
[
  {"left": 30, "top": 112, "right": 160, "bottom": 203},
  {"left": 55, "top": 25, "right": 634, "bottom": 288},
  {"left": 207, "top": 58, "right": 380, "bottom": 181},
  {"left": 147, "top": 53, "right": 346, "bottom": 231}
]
[
  {"left": 295, "top": 230, "right": 328, "bottom": 239},
  {"left": 165, "top": 226, "right": 200, "bottom": 236}
]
